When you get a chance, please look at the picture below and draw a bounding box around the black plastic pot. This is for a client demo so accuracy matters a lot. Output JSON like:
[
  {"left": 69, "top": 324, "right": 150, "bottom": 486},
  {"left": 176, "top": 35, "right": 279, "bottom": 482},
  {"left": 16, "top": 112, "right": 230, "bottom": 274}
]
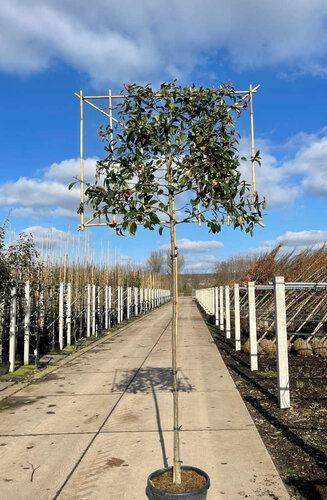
[{"left": 146, "top": 466, "right": 210, "bottom": 500}]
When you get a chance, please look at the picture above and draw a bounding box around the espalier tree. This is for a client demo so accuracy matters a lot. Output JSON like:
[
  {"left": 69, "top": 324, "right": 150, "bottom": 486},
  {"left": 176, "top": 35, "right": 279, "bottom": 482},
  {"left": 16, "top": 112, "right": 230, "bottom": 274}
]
[{"left": 75, "top": 81, "right": 264, "bottom": 484}]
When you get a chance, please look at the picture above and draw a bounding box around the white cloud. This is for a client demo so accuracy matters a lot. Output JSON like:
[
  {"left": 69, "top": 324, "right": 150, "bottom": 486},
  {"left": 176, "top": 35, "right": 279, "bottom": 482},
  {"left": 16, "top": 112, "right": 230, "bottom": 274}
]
[
  {"left": 245, "top": 229, "right": 327, "bottom": 256},
  {"left": 183, "top": 254, "right": 219, "bottom": 273},
  {"left": 270, "top": 230, "right": 327, "bottom": 249},
  {"left": 1, "top": 128, "right": 327, "bottom": 225},
  {"left": 1, "top": 1, "right": 327, "bottom": 85},
  {"left": 239, "top": 137, "right": 300, "bottom": 207},
  {"left": 239, "top": 129, "right": 327, "bottom": 208},
  {"left": 0, "top": 157, "right": 97, "bottom": 221},
  {"left": 283, "top": 134, "right": 327, "bottom": 197},
  {"left": 160, "top": 238, "right": 223, "bottom": 254}
]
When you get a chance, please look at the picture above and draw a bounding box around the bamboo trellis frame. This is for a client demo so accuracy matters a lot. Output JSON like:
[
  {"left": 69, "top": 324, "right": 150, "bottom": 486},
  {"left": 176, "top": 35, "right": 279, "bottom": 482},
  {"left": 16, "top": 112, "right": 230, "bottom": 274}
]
[{"left": 74, "top": 84, "right": 261, "bottom": 231}]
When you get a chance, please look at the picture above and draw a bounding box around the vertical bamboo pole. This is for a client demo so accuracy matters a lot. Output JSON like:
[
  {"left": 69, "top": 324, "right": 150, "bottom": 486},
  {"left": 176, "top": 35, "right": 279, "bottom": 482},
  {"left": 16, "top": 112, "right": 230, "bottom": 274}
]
[
  {"left": 24, "top": 281, "right": 31, "bottom": 365},
  {"left": 9, "top": 287, "right": 17, "bottom": 372},
  {"left": 249, "top": 84, "right": 257, "bottom": 210},
  {"left": 80, "top": 90, "right": 85, "bottom": 229},
  {"left": 167, "top": 151, "right": 181, "bottom": 484},
  {"left": 109, "top": 89, "right": 116, "bottom": 226}
]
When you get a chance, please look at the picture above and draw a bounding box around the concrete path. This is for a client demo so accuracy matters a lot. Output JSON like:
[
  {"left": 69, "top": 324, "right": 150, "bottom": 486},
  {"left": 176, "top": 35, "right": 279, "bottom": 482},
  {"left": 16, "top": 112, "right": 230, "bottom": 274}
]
[{"left": 0, "top": 298, "right": 289, "bottom": 499}]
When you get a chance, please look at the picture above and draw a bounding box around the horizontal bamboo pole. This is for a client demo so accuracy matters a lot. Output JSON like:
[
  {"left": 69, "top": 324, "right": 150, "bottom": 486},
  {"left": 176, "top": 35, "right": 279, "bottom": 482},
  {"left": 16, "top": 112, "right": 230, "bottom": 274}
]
[
  {"left": 77, "top": 86, "right": 260, "bottom": 100},
  {"left": 78, "top": 215, "right": 264, "bottom": 230}
]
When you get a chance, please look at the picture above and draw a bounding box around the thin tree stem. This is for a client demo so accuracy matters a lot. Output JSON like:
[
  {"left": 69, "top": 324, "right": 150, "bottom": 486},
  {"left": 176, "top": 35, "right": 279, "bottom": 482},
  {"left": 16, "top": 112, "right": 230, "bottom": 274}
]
[{"left": 167, "top": 153, "right": 181, "bottom": 484}]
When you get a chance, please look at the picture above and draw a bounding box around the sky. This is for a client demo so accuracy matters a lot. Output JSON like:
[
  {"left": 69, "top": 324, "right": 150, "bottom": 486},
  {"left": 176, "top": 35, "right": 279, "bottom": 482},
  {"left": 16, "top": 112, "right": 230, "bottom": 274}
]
[{"left": 0, "top": 0, "right": 327, "bottom": 272}]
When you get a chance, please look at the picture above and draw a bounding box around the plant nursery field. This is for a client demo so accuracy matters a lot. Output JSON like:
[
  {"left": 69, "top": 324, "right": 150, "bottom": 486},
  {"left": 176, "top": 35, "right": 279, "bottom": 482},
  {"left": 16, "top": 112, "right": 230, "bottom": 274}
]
[{"left": 208, "top": 323, "right": 327, "bottom": 500}]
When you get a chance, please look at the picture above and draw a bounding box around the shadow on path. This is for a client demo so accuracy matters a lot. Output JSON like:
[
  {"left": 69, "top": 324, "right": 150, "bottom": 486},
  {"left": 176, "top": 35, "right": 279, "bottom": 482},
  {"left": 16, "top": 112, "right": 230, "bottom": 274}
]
[{"left": 113, "top": 367, "right": 195, "bottom": 468}]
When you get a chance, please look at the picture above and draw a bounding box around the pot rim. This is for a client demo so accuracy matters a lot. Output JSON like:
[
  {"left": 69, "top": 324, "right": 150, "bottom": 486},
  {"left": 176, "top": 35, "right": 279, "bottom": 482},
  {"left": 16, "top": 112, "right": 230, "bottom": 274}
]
[{"left": 147, "top": 465, "right": 210, "bottom": 497}]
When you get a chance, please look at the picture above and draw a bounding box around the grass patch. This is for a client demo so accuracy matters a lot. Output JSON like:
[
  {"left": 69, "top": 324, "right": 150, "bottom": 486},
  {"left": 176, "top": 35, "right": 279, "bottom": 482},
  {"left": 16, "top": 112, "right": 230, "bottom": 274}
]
[
  {"left": 257, "top": 370, "right": 277, "bottom": 378},
  {"left": 63, "top": 345, "right": 75, "bottom": 353},
  {"left": 7, "top": 364, "right": 36, "bottom": 382}
]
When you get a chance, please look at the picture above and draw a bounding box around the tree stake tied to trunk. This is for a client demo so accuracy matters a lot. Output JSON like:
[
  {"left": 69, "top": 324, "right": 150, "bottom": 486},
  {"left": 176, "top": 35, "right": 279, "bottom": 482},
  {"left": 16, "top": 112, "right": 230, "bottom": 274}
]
[{"left": 74, "top": 81, "right": 264, "bottom": 484}]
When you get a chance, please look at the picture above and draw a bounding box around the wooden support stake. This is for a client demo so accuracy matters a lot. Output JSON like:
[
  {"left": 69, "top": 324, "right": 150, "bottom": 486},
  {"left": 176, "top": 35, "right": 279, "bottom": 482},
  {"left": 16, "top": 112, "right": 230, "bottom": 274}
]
[
  {"left": 225, "top": 285, "right": 231, "bottom": 339},
  {"left": 219, "top": 286, "right": 224, "bottom": 331},
  {"left": 274, "top": 276, "right": 290, "bottom": 409},
  {"left": 66, "top": 283, "right": 72, "bottom": 346},
  {"left": 92, "top": 284, "right": 96, "bottom": 335},
  {"left": 24, "top": 281, "right": 31, "bottom": 365},
  {"left": 117, "top": 286, "right": 121, "bottom": 324},
  {"left": 108, "top": 285, "right": 112, "bottom": 327},
  {"left": 127, "top": 287, "right": 131, "bottom": 320},
  {"left": 214, "top": 287, "right": 219, "bottom": 326},
  {"left": 248, "top": 281, "right": 258, "bottom": 371},
  {"left": 59, "top": 283, "right": 64, "bottom": 350},
  {"left": 105, "top": 285, "right": 109, "bottom": 329},
  {"left": 234, "top": 284, "right": 241, "bottom": 351},
  {"left": 9, "top": 287, "right": 17, "bottom": 372},
  {"left": 87, "top": 284, "right": 91, "bottom": 337}
]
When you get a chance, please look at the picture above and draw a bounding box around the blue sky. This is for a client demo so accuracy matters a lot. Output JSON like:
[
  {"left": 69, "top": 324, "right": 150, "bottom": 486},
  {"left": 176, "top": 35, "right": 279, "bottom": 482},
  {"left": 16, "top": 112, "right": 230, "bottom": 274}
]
[{"left": 0, "top": 1, "right": 327, "bottom": 272}]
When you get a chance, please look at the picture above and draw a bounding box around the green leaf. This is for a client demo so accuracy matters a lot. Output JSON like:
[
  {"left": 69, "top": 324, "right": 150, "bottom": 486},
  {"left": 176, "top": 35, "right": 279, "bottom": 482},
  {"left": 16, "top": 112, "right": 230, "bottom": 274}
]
[{"left": 127, "top": 221, "right": 137, "bottom": 236}]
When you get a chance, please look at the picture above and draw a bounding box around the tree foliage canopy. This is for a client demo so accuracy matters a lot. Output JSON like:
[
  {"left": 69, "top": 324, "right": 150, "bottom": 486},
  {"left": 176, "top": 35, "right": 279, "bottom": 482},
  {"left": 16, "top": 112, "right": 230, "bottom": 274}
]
[{"left": 77, "top": 81, "right": 264, "bottom": 236}]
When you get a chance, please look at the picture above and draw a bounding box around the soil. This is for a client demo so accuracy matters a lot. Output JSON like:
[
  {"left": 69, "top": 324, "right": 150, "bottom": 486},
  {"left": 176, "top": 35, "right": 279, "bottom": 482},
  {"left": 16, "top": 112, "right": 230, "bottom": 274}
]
[
  {"left": 208, "top": 322, "right": 327, "bottom": 500},
  {"left": 151, "top": 469, "right": 207, "bottom": 493}
]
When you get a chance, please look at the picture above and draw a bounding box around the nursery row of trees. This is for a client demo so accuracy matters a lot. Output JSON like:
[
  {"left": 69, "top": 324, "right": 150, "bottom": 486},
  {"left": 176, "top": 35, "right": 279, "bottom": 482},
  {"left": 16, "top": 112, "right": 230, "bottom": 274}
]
[
  {"left": 212, "top": 244, "right": 327, "bottom": 340},
  {"left": 0, "top": 222, "right": 177, "bottom": 295}
]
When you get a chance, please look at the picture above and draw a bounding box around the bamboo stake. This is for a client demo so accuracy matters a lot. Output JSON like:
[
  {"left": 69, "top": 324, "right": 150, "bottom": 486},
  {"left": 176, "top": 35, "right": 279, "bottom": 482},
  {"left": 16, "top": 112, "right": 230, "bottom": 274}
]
[
  {"left": 80, "top": 90, "right": 85, "bottom": 229},
  {"left": 249, "top": 84, "right": 257, "bottom": 211},
  {"left": 167, "top": 146, "right": 181, "bottom": 484}
]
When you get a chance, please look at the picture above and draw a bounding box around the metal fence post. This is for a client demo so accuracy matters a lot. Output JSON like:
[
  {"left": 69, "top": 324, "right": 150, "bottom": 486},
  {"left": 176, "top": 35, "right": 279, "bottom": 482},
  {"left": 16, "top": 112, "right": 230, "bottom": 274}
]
[
  {"left": 248, "top": 281, "right": 258, "bottom": 371},
  {"left": 274, "top": 276, "right": 290, "bottom": 409},
  {"left": 24, "top": 281, "right": 31, "bottom": 365},
  {"left": 234, "top": 284, "right": 241, "bottom": 351},
  {"left": 9, "top": 287, "right": 17, "bottom": 372}
]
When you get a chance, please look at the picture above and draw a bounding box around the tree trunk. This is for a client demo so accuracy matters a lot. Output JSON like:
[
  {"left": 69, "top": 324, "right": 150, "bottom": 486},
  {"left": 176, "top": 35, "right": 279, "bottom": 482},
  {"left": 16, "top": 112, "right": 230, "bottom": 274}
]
[{"left": 168, "top": 156, "right": 181, "bottom": 484}]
